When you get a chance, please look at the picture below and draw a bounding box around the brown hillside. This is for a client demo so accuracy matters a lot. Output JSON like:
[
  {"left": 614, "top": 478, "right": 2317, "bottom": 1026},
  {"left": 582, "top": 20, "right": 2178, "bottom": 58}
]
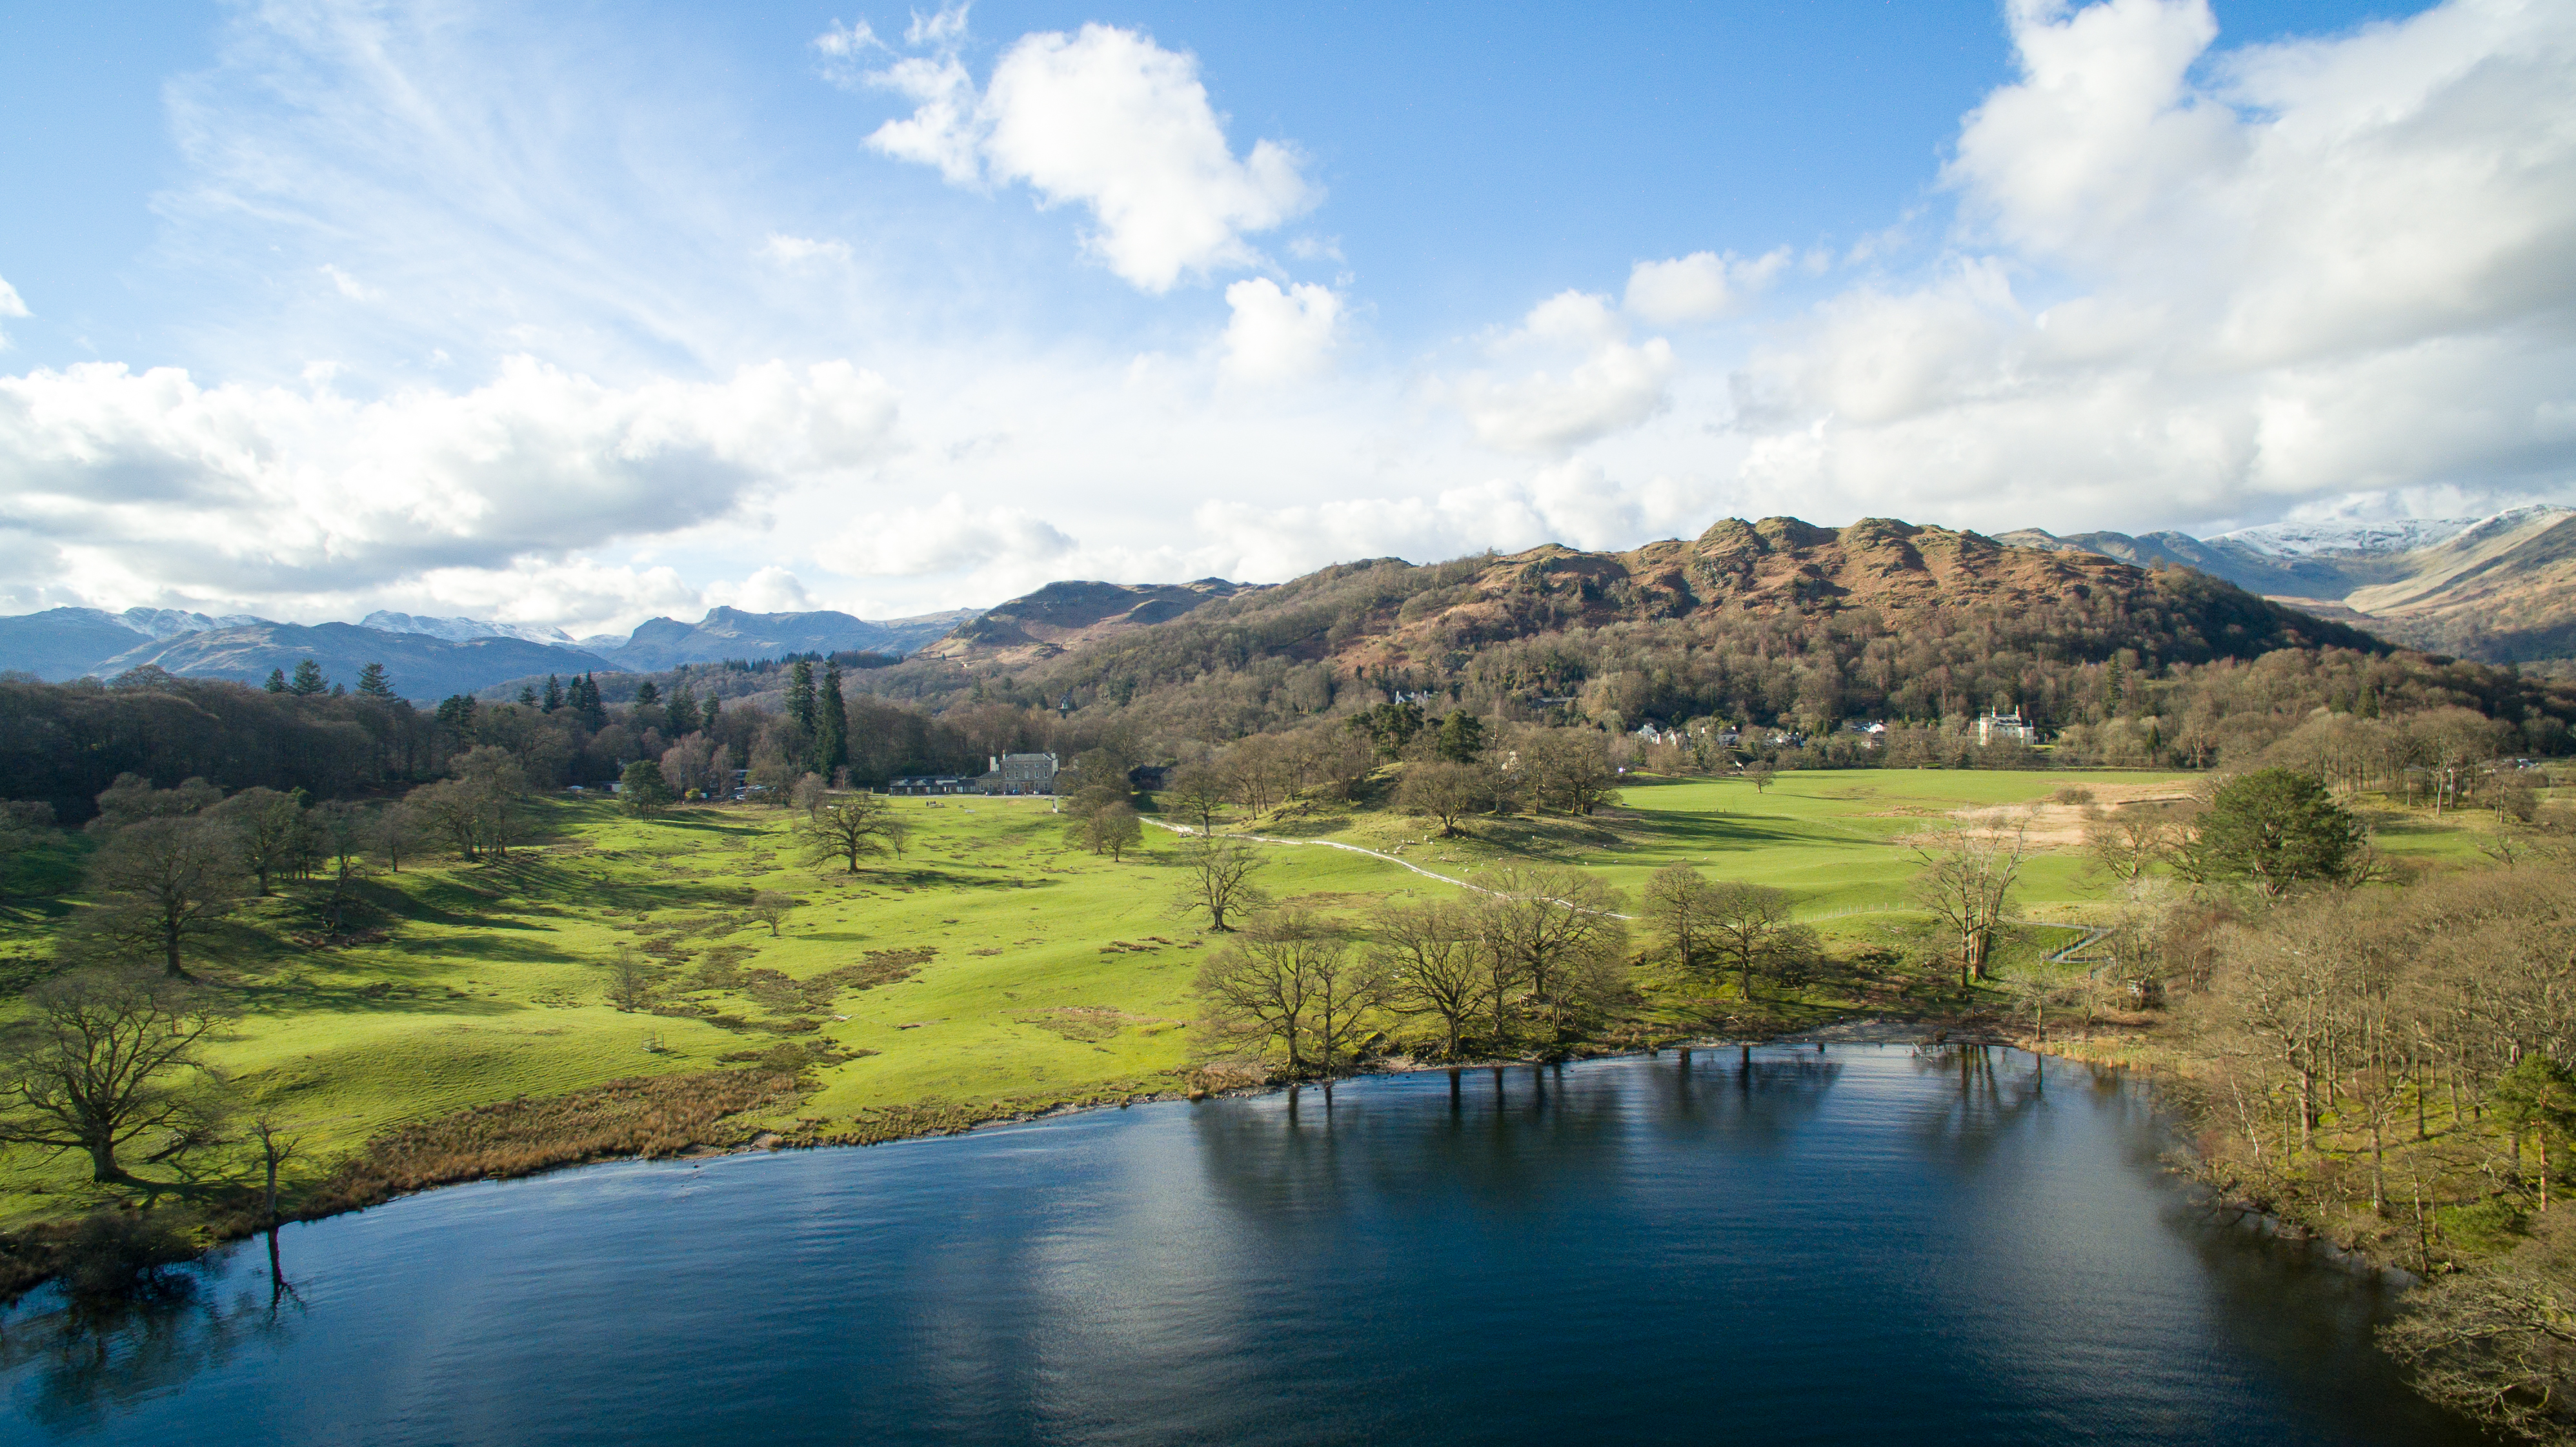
[{"left": 920, "top": 578, "right": 1259, "bottom": 665}]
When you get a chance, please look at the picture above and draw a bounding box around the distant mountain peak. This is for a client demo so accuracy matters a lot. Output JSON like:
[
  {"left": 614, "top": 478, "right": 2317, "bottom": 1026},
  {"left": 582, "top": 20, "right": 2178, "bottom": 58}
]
[{"left": 360, "top": 611, "right": 578, "bottom": 647}]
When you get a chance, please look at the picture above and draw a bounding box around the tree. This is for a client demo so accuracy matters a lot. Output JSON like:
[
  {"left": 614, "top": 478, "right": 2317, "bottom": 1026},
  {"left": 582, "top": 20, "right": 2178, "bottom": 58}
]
[
  {"left": 264, "top": 668, "right": 288, "bottom": 694},
  {"left": 665, "top": 687, "right": 700, "bottom": 737},
  {"left": 2086, "top": 802, "right": 2182, "bottom": 887},
  {"left": 2176, "top": 768, "right": 2369, "bottom": 898},
  {"left": 621, "top": 760, "right": 675, "bottom": 817},
  {"left": 2382, "top": 1215, "right": 2576, "bottom": 1444},
  {"left": 356, "top": 662, "right": 396, "bottom": 699},
  {"left": 1396, "top": 761, "right": 1493, "bottom": 837},
  {"left": 1163, "top": 763, "right": 1232, "bottom": 834},
  {"left": 212, "top": 786, "right": 308, "bottom": 895},
  {"left": 1172, "top": 837, "right": 1269, "bottom": 932},
  {"left": 368, "top": 800, "right": 426, "bottom": 873},
  {"left": 1068, "top": 802, "right": 1143, "bottom": 860},
  {"left": 541, "top": 674, "right": 565, "bottom": 713},
  {"left": 247, "top": 1113, "right": 303, "bottom": 1227},
  {"left": 747, "top": 890, "right": 796, "bottom": 938},
  {"left": 310, "top": 800, "right": 372, "bottom": 931},
  {"left": 790, "top": 772, "right": 829, "bottom": 817},
  {"left": 1911, "top": 812, "right": 2030, "bottom": 987},
  {"left": 796, "top": 793, "right": 900, "bottom": 873},
  {"left": 85, "top": 816, "right": 248, "bottom": 978},
  {"left": 659, "top": 733, "right": 723, "bottom": 800},
  {"left": 1516, "top": 729, "right": 1620, "bottom": 815},
  {"left": 604, "top": 944, "right": 655, "bottom": 1011},
  {"left": 451, "top": 747, "right": 530, "bottom": 856},
  {"left": 1472, "top": 864, "right": 1629, "bottom": 1039},
  {"left": 1702, "top": 881, "right": 1813, "bottom": 1002},
  {"left": 2493, "top": 1055, "right": 2576, "bottom": 1212},
  {"left": 748, "top": 739, "right": 801, "bottom": 805},
  {"left": 1434, "top": 710, "right": 1486, "bottom": 764},
  {"left": 86, "top": 774, "right": 222, "bottom": 835},
  {"left": 1373, "top": 900, "right": 1489, "bottom": 1058},
  {"left": 287, "top": 659, "right": 329, "bottom": 696},
  {"left": 814, "top": 663, "right": 849, "bottom": 777},
  {"left": 0, "top": 969, "right": 226, "bottom": 1181},
  {"left": 785, "top": 660, "right": 817, "bottom": 738},
  {"left": 1744, "top": 763, "right": 1775, "bottom": 794},
  {"left": 1642, "top": 864, "right": 1718, "bottom": 975},
  {"left": 1196, "top": 911, "right": 1367, "bottom": 1078}
]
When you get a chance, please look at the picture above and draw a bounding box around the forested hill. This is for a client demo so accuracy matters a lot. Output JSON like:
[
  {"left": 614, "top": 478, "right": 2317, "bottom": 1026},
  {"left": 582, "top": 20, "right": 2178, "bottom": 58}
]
[{"left": 856, "top": 514, "right": 2506, "bottom": 744}]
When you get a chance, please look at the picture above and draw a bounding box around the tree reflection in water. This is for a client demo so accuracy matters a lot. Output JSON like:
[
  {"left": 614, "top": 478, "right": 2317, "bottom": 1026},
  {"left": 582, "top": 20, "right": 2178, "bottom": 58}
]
[
  {"left": 1190, "top": 1049, "right": 1848, "bottom": 1220},
  {"left": 0, "top": 1232, "right": 301, "bottom": 1434}
]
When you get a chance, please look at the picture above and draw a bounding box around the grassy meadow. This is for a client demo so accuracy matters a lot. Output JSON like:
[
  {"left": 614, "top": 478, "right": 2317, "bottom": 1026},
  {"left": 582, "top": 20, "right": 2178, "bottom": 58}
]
[{"left": 0, "top": 764, "right": 2514, "bottom": 1228}]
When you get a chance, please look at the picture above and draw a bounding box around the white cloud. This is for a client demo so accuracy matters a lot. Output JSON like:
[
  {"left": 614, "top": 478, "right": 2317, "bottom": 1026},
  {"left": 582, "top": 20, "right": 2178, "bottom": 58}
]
[
  {"left": 760, "top": 233, "right": 854, "bottom": 265},
  {"left": 1622, "top": 248, "right": 1789, "bottom": 325},
  {"left": 1221, "top": 278, "right": 1342, "bottom": 383},
  {"left": 812, "top": 19, "right": 883, "bottom": 88},
  {"left": 1722, "top": 0, "right": 2576, "bottom": 532},
  {"left": 1448, "top": 292, "right": 1676, "bottom": 455},
  {"left": 856, "top": 22, "right": 1318, "bottom": 290},
  {"left": 0, "top": 356, "right": 899, "bottom": 607},
  {"left": 821, "top": 494, "right": 1079, "bottom": 581},
  {"left": 705, "top": 564, "right": 816, "bottom": 614},
  {"left": 0, "top": 273, "right": 25, "bottom": 349},
  {"left": 319, "top": 263, "right": 379, "bottom": 301}
]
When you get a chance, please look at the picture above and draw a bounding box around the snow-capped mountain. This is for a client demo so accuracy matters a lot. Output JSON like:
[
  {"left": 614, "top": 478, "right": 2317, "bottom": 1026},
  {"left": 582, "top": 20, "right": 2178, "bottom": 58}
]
[
  {"left": 112, "top": 607, "right": 266, "bottom": 640},
  {"left": 2208, "top": 516, "right": 2482, "bottom": 558},
  {"left": 360, "top": 611, "right": 581, "bottom": 647}
]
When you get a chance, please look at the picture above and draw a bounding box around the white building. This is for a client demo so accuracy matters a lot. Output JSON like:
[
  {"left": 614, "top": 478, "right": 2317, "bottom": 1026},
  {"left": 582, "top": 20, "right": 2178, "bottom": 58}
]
[{"left": 1975, "top": 710, "right": 2038, "bottom": 745}]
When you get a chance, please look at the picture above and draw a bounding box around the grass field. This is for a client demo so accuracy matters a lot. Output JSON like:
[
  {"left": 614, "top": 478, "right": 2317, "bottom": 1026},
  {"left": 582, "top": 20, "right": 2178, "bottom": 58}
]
[{"left": 0, "top": 765, "right": 2510, "bottom": 1228}]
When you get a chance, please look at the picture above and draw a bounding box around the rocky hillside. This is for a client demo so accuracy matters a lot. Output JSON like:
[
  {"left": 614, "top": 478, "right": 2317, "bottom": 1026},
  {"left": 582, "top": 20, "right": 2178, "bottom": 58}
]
[
  {"left": 918, "top": 578, "right": 1256, "bottom": 665},
  {"left": 2010, "top": 506, "right": 2576, "bottom": 669}
]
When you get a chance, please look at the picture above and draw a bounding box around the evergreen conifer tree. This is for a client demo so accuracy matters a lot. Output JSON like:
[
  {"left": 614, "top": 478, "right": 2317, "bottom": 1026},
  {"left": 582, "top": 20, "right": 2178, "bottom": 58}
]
[
  {"left": 787, "top": 660, "right": 818, "bottom": 736},
  {"left": 541, "top": 674, "right": 564, "bottom": 712},
  {"left": 356, "top": 662, "right": 396, "bottom": 698},
  {"left": 667, "top": 687, "right": 701, "bottom": 736},
  {"left": 265, "top": 669, "right": 288, "bottom": 693},
  {"left": 287, "top": 659, "right": 330, "bottom": 696},
  {"left": 816, "top": 663, "right": 849, "bottom": 776},
  {"left": 518, "top": 685, "right": 538, "bottom": 707}
]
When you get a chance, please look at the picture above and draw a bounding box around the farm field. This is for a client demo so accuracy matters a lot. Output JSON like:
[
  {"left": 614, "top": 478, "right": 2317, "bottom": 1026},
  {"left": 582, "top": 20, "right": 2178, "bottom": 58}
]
[{"left": 0, "top": 766, "right": 2500, "bottom": 1227}]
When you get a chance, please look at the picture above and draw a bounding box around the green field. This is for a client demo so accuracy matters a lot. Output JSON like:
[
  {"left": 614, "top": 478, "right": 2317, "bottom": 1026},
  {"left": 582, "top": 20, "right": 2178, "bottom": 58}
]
[{"left": 0, "top": 766, "right": 2505, "bottom": 1226}]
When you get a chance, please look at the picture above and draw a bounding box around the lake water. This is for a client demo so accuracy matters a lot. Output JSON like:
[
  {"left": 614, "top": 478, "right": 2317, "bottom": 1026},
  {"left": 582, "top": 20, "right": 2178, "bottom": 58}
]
[{"left": 0, "top": 1046, "right": 2484, "bottom": 1446}]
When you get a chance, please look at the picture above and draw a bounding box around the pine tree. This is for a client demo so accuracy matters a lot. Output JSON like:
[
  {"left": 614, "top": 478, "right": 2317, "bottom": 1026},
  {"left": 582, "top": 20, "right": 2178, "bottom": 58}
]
[
  {"left": 702, "top": 693, "right": 723, "bottom": 731},
  {"left": 816, "top": 663, "right": 849, "bottom": 776},
  {"left": 356, "top": 662, "right": 396, "bottom": 698},
  {"left": 287, "top": 659, "right": 330, "bottom": 696},
  {"left": 574, "top": 674, "right": 607, "bottom": 729},
  {"left": 518, "top": 685, "right": 538, "bottom": 707},
  {"left": 633, "top": 679, "right": 660, "bottom": 708},
  {"left": 787, "top": 660, "right": 817, "bottom": 737},
  {"left": 667, "top": 687, "right": 701, "bottom": 736},
  {"left": 436, "top": 694, "right": 479, "bottom": 733},
  {"left": 265, "top": 669, "right": 289, "bottom": 694},
  {"left": 541, "top": 674, "right": 564, "bottom": 712}
]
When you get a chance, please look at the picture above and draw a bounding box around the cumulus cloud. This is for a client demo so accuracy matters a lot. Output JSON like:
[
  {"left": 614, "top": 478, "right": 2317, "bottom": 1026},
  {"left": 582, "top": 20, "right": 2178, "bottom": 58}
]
[
  {"left": 1221, "top": 278, "right": 1342, "bottom": 383},
  {"left": 821, "top": 494, "right": 1080, "bottom": 580},
  {"left": 1622, "top": 248, "right": 1789, "bottom": 325},
  {"left": 0, "top": 356, "right": 899, "bottom": 608},
  {"left": 1727, "top": 0, "right": 2576, "bottom": 531},
  {"left": 1449, "top": 292, "right": 1676, "bottom": 455},
  {"left": 854, "top": 21, "right": 1318, "bottom": 290},
  {"left": 705, "top": 564, "right": 816, "bottom": 614}
]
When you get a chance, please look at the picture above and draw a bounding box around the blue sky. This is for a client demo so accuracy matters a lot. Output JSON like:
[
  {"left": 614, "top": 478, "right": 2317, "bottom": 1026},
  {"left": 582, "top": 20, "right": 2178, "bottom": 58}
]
[{"left": 1, "top": 0, "right": 2567, "bottom": 634}]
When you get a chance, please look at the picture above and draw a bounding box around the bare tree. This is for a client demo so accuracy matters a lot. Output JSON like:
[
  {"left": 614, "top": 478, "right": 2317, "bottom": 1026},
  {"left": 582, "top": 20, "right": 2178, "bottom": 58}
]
[
  {"left": 1172, "top": 837, "right": 1269, "bottom": 933},
  {"left": 1196, "top": 910, "right": 1340, "bottom": 1077},
  {"left": 1702, "top": 880, "right": 1813, "bottom": 1003},
  {"left": 310, "top": 800, "right": 372, "bottom": 933},
  {"left": 368, "top": 800, "right": 427, "bottom": 873},
  {"left": 1067, "top": 802, "right": 1143, "bottom": 860},
  {"left": 1372, "top": 900, "right": 1490, "bottom": 1059},
  {"left": 605, "top": 945, "right": 656, "bottom": 1011},
  {"left": 1163, "top": 763, "right": 1232, "bottom": 834},
  {"left": 0, "top": 969, "right": 227, "bottom": 1181},
  {"left": 747, "top": 889, "right": 796, "bottom": 938},
  {"left": 1641, "top": 863, "right": 1718, "bottom": 975},
  {"left": 212, "top": 787, "right": 307, "bottom": 895},
  {"left": 2086, "top": 802, "right": 2182, "bottom": 887},
  {"left": 1395, "top": 761, "right": 1493, "bottom": 837},
  {"left": 795, "top": 794, "right": 899, "bottom": 874},
  {"left": 1909, "top": 812, "right": 2031, "bottom": 987},
  {"left": 85, "top": 816, "right": 248, "bottom": 979},
  {"left": 247, "top": 1113, "right": 303, "bottom": 1226},
  {"left": 1472, "top": 864, "right": 1629, "bottom": 1038}
]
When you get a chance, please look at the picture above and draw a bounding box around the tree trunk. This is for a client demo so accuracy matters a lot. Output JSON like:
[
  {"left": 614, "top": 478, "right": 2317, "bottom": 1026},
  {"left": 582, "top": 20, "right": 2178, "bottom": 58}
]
[{"left": 88, "top": 1139, "right": 122, "bottom": 1182}]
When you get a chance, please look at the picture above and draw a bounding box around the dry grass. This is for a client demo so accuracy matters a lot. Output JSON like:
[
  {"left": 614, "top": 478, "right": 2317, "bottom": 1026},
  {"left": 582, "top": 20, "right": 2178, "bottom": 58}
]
[{"left": 300, "top": 1068, "right": 804, "bottom": 1217}]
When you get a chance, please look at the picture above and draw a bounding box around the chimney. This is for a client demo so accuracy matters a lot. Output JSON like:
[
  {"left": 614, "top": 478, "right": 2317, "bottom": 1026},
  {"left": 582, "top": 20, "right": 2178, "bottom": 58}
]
[{"left": 990, "top": 755, "right": 1000, "bottom": 773}]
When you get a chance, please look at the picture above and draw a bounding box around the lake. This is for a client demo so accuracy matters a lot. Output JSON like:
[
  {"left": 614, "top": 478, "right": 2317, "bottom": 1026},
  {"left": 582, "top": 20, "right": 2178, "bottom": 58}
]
[{"left": 0, "top": 1046, "right": 2482, "bottom": 1445}]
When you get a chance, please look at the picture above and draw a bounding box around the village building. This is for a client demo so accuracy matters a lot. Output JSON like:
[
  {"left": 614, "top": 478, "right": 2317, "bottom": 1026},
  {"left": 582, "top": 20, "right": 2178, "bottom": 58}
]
[
  {"left": 971, "top": 752, "right": 1061, "bottom": 795},
  {"left": 1975, "top": 709, "right": 2038, "bottom": 745},
  {"left": 888, "top": 774, "right": 978, "bottom": 796}
]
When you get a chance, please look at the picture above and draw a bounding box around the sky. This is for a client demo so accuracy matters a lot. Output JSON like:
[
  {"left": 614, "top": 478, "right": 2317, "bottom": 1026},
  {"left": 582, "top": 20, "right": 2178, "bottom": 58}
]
[{"left": 1, "top": 0, "right": 2570, "bottom": 637}]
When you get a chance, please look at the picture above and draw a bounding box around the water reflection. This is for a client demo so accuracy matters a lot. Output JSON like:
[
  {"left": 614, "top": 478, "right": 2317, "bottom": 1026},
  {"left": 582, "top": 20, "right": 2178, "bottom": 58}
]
[
  {"left": 0, "top": 1048, "right": 2490, "bottom": 1447},
  {"left": 0, "top": 1237, "right": 301, "bottom": 1437}
]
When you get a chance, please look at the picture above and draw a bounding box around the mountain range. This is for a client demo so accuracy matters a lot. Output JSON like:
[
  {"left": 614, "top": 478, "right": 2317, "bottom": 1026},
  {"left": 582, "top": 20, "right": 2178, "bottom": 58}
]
[
  {"left": 0, "top": 603, "right": 981, "bottom": 700},
  {"left": 2002, "top": 505, "right": 2576, "bottom": 668},
  {"left": 9, "top": 504, "right": 2571, "bottom": 702}
]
